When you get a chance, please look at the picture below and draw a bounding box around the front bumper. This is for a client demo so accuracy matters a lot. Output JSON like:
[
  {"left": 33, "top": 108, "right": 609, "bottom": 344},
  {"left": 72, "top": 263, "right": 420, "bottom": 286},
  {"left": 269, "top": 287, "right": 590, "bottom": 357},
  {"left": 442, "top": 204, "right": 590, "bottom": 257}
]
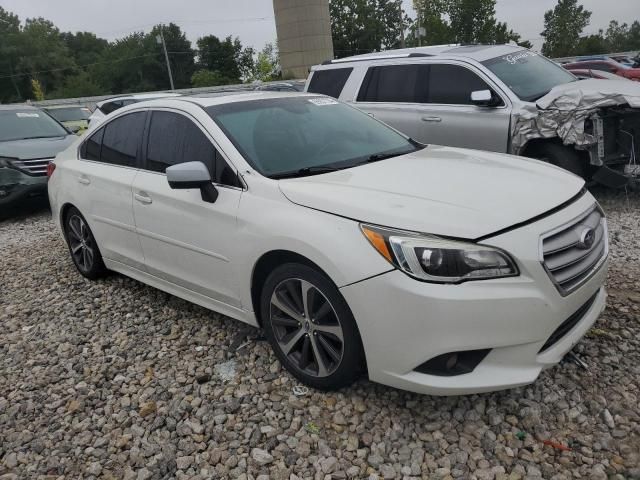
[
  {"left": 341, "top": 192, "right": 608, "bottom": 395},
  {"left": 0, "top": 167, "right": 48, "bottom": 212}
]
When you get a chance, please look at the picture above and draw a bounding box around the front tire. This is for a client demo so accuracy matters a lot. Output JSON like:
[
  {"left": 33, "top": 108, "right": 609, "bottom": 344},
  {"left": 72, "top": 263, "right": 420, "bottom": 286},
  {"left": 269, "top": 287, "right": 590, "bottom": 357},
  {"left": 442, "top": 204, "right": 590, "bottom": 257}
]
[
  {"left": 63, "top": 207, "right": 107, "bottom": 280},
  {"left": 529, "top": 143, "right": 587, "bottom": 179},
  {"left": 260, "top": 263, "right": 365, "bottom": 391}
]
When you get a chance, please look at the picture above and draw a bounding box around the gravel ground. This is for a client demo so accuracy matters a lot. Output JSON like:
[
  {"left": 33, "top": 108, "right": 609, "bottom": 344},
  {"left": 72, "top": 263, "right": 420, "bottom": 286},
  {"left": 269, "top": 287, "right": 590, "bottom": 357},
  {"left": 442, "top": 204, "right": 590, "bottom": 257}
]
[{"left": 1, "top": 190, "right": 639, "bottom": 480}]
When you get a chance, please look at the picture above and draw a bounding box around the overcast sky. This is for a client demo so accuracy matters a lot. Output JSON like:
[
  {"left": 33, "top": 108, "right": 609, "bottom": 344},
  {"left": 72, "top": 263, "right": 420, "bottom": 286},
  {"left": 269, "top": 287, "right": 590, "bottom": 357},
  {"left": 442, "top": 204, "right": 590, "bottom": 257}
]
[{"left": 1, "top": 0, "right": 638, "bottom": 51}]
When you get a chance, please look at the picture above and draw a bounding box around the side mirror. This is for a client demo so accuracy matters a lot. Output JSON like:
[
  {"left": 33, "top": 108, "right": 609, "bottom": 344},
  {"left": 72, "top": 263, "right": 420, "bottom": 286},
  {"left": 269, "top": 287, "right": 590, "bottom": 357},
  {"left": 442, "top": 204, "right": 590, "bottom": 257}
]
[
  {"left": 470, "top": 89, "right": 495, "bottom": 107},
  {"left": 166, "top": 161, "right": 218, "bottom": 203}
]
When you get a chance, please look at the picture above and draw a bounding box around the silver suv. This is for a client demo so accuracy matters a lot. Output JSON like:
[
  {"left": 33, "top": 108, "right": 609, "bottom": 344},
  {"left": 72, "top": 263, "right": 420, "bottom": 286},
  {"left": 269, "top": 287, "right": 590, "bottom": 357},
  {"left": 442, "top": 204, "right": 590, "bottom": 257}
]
[{"left": 304, "top": 44, "right": 640, "bottom": 187}]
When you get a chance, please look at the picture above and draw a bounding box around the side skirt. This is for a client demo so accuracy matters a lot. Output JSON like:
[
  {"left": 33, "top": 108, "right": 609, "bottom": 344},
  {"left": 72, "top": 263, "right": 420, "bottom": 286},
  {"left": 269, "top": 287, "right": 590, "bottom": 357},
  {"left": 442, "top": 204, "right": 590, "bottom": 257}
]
[{"left": 103, "top": 258, "right": 258, "bottom": 327}]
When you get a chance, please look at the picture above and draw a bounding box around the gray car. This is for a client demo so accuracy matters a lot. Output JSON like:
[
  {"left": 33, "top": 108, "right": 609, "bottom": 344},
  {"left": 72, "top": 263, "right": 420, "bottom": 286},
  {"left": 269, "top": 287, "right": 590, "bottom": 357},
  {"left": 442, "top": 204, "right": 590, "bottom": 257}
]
[
  {"left": 305, "top": 44, "right": 640, "bottom": 187},
  {"left": 0, "top": 105, "right": 76, "bottom": 214}
]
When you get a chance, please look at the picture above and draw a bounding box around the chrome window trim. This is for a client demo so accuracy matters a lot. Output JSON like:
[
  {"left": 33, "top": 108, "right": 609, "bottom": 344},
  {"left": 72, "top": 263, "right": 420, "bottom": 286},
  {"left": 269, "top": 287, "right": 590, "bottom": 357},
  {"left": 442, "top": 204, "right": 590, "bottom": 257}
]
[{"left": 538, "top": 204, "right": 608, "bottom": 297}]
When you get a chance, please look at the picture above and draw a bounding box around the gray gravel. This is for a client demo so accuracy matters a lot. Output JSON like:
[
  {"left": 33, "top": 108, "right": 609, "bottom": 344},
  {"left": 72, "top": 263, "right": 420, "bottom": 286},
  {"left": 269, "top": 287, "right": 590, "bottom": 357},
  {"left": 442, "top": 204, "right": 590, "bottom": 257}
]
[{"left": 1, "top": 190, "right": 639, "bottom": 480}]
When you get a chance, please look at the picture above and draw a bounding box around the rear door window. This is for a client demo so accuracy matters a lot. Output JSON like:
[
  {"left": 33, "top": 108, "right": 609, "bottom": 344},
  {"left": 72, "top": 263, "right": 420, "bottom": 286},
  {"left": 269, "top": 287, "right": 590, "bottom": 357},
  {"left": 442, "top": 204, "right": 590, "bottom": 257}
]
[
  {"left": 100, "top": 112, "right": 146, "bottom": 167},
  {"left": 428, "top": 64, "right": 493, "bottom": 105},
  {"left": 357, "top": 65, "right": 429, "bottom": 103},
  {"left": 307, "top": 68, "right": 353, "bottom": 98},
  {"left": 80, "top": 128, "right": 104, "bottom": 161}
]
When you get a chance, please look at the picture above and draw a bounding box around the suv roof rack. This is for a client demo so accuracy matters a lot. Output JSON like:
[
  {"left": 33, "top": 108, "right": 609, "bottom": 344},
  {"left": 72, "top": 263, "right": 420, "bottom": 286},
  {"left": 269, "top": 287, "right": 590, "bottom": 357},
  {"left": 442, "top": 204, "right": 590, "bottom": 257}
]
[{"left": 322, "top": 52, "right": 434, "bottom": 65}]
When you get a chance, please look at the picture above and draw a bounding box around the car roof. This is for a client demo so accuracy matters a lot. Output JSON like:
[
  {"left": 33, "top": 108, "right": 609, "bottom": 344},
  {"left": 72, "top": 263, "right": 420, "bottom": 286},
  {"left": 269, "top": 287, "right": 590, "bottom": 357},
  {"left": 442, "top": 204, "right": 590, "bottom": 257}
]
[
  {"left": 0, "top": 104, "right": 43, "bottom": 111},
  {"left": 316, "top": 44, "right": 527, "bottom": 68},
  {"left": 132, "top": 91, "right": 318, "bottom": 109},
  {"left": 43, "top": 104, "right": 89, "bottom": 110},
  {"left": 96, "top": 92, "right": 181, "bottom": 107}
]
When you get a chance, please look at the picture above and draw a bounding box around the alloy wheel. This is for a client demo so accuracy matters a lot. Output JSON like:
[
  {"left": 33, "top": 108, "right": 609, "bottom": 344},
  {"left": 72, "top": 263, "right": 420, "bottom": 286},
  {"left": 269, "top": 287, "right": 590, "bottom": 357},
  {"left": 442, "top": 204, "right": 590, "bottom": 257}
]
[
  {"left": 67, "top": 214, "right": 95, "bottom": 272},
  {"left": 270, "top": 278, "right": 344, "bottom": 378}
]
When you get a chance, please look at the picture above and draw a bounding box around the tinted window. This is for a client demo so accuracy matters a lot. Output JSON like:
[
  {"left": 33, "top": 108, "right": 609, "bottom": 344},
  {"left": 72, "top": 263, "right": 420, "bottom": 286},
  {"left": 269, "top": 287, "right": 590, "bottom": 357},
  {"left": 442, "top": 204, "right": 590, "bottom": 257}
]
[
  {"left": 146, "top": 111, "right": 240, "bottom": 187},
  {"left": 101, "top": 112, "right": 146, "bottom": 167},
  {"left": 358, "top": 65, "right": 428, "bottom": 103},
  {"left": 307, "top": 68, "right": 353, "bottom": 98},
  {"left": 429, "top": 64, "right": 492, "bottom": 105},
  {"left": 81, "top": 128, "right": 104, "bottom": 161},
  {"left": 592, "top": 63, "right": 613, "bottom": 72},
  {"left": 99, "top": 101, "right": 122, "bottom": 115}
]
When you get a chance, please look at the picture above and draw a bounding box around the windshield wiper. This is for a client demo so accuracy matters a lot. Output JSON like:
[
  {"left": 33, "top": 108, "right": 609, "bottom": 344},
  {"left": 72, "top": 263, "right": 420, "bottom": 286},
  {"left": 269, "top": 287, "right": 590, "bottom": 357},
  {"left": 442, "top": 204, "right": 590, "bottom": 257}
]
[{"left": 271, "top": 165, "right": 343, "bottom": 179}]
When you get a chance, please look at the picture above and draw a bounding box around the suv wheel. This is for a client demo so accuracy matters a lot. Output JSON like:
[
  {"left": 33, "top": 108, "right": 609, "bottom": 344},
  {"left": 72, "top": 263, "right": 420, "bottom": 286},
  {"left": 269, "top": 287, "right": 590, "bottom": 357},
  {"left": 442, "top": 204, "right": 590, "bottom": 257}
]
[
  {"left": 260, "top": 263, "right": 365, "bottom": 390},
  {"left": 64, "top": 207, "right": 107, "bottom": 280}
]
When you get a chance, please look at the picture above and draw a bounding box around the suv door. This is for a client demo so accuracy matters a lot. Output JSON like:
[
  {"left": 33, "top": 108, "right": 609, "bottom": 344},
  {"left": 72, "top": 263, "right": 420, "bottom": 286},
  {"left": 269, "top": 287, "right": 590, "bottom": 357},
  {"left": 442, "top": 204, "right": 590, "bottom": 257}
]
[
  {"left": 75, "top": 111, "right": 147, "bottom": 269},
  {"left": 132, "top": 109, "right": 244, "bottom": 309},
  {"left": 355, "top": 62, "right": 511, "bottom": 152}
]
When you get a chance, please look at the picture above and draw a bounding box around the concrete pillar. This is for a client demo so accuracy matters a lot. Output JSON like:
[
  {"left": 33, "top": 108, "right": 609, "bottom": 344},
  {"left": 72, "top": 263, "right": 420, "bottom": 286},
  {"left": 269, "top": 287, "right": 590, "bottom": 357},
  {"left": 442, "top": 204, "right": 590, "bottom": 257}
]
[{"left": 273, "top": 0, "right": 334, "bottom": 79}]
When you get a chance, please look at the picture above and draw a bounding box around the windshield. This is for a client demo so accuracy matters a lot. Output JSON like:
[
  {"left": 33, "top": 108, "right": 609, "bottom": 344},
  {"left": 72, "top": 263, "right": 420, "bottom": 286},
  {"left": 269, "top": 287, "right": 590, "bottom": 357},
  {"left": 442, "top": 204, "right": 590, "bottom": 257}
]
[
  {"left": 207, "top": 96, "right": 421, "bottom": 178},
  {"left": 0, "top": 109, "right": 69, "bottom": 142},
  {"left": 482, "top": 50, "right": 577, "bottom": 102},
  {"left": 46, "top": 106, "right": 91, "bottom": 122}
]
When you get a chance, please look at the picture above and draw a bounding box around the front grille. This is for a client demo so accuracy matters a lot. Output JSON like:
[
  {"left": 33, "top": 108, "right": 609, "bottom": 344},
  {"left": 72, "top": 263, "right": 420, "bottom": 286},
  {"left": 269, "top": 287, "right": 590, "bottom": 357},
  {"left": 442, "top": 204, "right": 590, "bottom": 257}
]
[
  {"left": 541, "top": 206, "right": 607, "bottom": 295},
  {"left": 10, "top": 158, "right": 52, "bottom": 176},
  {"left": 539, "top": 291, "right": 598, "bottom": 353}
]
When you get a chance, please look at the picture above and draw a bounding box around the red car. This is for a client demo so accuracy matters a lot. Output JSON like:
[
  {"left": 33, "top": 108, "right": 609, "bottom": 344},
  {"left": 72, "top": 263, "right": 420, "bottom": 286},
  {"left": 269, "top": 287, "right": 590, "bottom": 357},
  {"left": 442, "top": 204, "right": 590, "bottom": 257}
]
[
  {"left": 566, "top": 69, "right": 629, "bottom": 80},
  {"left": 563, "top": 59, "right": 640, "bottom": 81}
]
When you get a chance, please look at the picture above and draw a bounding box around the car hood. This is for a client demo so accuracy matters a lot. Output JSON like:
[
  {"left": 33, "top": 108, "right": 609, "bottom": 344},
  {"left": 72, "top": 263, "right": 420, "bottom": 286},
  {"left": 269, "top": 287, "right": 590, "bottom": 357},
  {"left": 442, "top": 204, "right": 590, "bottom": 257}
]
[
  {"left": 536, "top": 78, "right": 640, "bottom": 110},
  {"left": 0, "top": 135, "right": 76, "bottom": 160},
  {"left": 278, "top": 145, "right": 584, "bottom": 239}
]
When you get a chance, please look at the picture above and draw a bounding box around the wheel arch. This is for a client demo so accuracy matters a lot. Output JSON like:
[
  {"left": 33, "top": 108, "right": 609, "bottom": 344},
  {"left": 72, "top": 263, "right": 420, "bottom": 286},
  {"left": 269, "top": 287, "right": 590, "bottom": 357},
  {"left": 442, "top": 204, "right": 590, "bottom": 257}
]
[{"left": 250, "top": 249, "right": 328, "bottom": 327}]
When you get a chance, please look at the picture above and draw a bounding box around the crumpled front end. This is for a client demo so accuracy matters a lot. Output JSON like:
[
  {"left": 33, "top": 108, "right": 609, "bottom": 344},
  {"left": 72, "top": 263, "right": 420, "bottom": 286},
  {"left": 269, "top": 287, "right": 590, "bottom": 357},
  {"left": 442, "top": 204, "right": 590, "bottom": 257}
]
[
  {"left": 512, "top": 79, "right": 640, "bottom": 187},
  {"left": 0, "top": 162, "right": 48, "bottom": 214}
]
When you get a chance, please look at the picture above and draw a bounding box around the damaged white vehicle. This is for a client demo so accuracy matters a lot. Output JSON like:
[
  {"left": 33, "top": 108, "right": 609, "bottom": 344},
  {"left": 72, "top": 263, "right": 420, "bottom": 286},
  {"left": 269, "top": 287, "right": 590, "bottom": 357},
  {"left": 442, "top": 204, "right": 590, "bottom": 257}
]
[{"left": 305, "top": 45, "right": 640, "bottom": 187}]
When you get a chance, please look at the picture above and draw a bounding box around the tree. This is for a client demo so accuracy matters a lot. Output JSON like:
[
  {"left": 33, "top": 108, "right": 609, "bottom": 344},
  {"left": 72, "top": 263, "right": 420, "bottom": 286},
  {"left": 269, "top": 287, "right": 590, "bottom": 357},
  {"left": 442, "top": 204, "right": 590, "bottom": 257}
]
[
  {"left": 251, "top": 43, "right": 280, "bottom": 82},
  {"left": 191, "top": 69, "right": 227, "bottom": 87},
  {"left": 60, "top": 32, "right": 108, "bottom": 67},
  {"left": 541, "top": 0, "right": 591, "bottom": 57},
  {"left": 49, "top": 71, "right": 103, "bottom": 99},
  {"left": 574, "top": 32, "right": 609, "bottom": 56},
  {"left": 410, "top": 0, "right": 529, "bottom": 47},
  {"left": 330, "top": 0, "right": 405, "bottom": 58},
  {"left": 196, "top": 35, "right": 244, "bottom": 83},
  {"left": 0, "top": 7, "right": 23, "bottom": 102},
  {"left": 14, "top": 18, "right": 75, "bottom": 97},
  {"left": 448, "top": 0, "right": 499, "bottom": 44}
]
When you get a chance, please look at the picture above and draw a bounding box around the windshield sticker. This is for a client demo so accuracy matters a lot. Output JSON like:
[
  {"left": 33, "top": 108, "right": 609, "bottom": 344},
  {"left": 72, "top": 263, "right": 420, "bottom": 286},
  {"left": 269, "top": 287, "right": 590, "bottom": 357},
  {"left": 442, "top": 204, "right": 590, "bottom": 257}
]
[
  {"left": 308, "top": 98, "right": 338, "bottom": 106},
  {"left": 16, "top": 112, "right": 40, "bottom": 118},
  {"left": 503, "top": 51, "right": 537, "bottom": 65}
]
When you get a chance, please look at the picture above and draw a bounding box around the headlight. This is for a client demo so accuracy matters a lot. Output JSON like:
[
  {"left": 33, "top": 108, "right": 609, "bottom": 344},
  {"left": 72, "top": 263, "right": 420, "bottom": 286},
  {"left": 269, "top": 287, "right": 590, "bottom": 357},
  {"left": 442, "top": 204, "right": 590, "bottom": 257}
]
[
  {"left": 0, "top": 157, "right": 18, "bottom": 168},
  {"left": 361, "top": 224, "right": 518, "bottom": 283}
]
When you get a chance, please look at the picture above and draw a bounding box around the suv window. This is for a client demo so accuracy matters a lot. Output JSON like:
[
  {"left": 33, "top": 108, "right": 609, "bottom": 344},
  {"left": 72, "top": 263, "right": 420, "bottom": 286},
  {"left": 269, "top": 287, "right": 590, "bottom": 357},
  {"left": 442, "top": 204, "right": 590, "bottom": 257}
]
[
  {"left": 429, "top": 64, "right": 493, "bottom": 105},
  {"left": 101, "top": 112, "right": 146, "bottom": 167},
  {"left": 307, "top": 68, "right": 353, "bottom": 98},
  {"left": 358, "top": 65, "right": 428, "bottom": 103},
  {"left": 146, "top": 111, "right": 240, "bottom": 187}
]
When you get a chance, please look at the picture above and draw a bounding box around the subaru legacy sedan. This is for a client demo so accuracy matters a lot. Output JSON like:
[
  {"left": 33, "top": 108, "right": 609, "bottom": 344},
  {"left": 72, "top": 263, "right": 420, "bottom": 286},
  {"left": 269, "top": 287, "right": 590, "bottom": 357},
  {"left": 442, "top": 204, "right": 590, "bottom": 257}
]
[{"left": 48, "top": 93, "right": 608, "bottom": 395}]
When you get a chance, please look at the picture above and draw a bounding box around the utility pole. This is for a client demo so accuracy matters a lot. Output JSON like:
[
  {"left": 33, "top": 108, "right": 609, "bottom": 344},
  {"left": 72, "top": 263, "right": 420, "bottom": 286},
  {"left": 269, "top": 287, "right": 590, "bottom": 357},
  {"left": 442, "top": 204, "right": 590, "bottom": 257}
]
[{"left": 157, "top": 26, "right": 175, "bottom": 90}]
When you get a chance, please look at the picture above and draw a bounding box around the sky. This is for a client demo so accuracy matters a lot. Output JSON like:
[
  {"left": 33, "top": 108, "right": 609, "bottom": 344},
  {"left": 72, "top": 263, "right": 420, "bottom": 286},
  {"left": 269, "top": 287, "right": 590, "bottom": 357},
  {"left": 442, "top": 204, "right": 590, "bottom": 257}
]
[{"left": 1, "top": 0, "right": 638, "bottom": 51}]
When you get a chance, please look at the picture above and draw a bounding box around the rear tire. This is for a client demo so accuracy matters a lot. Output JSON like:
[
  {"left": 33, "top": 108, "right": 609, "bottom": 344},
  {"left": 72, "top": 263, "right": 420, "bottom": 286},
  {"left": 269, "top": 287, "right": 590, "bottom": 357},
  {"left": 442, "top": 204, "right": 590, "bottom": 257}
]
[
  {"left": 260, "top": 263, "right": 365, "bottom": 391},
  {"left": 529, "top": 143, "right": 587, "bottom": 179},
  {"left": 63, "top": 206, "right": 107, "bottom": 280}
]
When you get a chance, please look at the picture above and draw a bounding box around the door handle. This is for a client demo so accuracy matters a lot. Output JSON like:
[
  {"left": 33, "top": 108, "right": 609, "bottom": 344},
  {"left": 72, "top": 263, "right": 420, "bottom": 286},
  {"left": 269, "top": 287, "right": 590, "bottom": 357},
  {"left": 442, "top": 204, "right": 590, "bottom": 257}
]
[
  {"left": 134, "top": 191, "right": 152, "bottom": 205},
  {"left": 421, "top": 116, "right": 442, "bottom": 122},
  {"left": 78, "top": 175, "right": 90, "bottom": 185}
]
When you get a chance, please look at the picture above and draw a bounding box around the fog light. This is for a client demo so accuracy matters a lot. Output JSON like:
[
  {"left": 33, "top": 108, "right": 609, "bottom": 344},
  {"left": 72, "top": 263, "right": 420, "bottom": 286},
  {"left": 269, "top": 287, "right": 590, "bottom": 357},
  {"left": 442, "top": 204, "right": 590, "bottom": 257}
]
[{"left": 415, "top": 349, "right": 491, "bottom": 377}]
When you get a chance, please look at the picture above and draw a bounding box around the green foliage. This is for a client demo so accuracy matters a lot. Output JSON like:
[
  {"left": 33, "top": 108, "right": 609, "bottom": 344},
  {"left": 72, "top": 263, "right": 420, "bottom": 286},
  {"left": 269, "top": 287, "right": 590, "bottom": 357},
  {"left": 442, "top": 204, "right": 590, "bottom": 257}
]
[
  {"left": 330, "top": 0, "right": 405, "bottom": 58},
  {"left": 251, "top": 43, "right": 280, "bottom": 82},
  {"left": 31, "top": 78, "right": 44, "bottom": 100},
  {"left": 191, "top": 69, "right": 228, "bottom": 87},
  {"left": 410, "top": 0, "right": 526, "bottom": 47},
  {"left": 49, "top": 71, "right": 103, "bottom": 99},
  {"left": 541, "top": 0, "right": 591, "bottom": 57}
]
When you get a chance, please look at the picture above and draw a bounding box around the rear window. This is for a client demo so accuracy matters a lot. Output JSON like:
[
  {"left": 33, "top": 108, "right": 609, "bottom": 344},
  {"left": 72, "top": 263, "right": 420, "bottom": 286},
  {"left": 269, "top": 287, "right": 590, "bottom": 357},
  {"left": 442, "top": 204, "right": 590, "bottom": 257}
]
[
  {"left": 307, "top": 68, "right": 353, "bottom": 98},
  {"left": 357, "top": 65, "right": 428, "bottom": 103}
]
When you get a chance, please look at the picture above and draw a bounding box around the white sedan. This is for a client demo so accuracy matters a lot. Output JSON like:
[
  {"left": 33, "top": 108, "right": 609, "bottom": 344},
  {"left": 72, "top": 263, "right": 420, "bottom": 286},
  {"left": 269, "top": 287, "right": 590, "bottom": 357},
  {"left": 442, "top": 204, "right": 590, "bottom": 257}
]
[{"left": 47, "top": 92, "right": 608, "bottom": 395}]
